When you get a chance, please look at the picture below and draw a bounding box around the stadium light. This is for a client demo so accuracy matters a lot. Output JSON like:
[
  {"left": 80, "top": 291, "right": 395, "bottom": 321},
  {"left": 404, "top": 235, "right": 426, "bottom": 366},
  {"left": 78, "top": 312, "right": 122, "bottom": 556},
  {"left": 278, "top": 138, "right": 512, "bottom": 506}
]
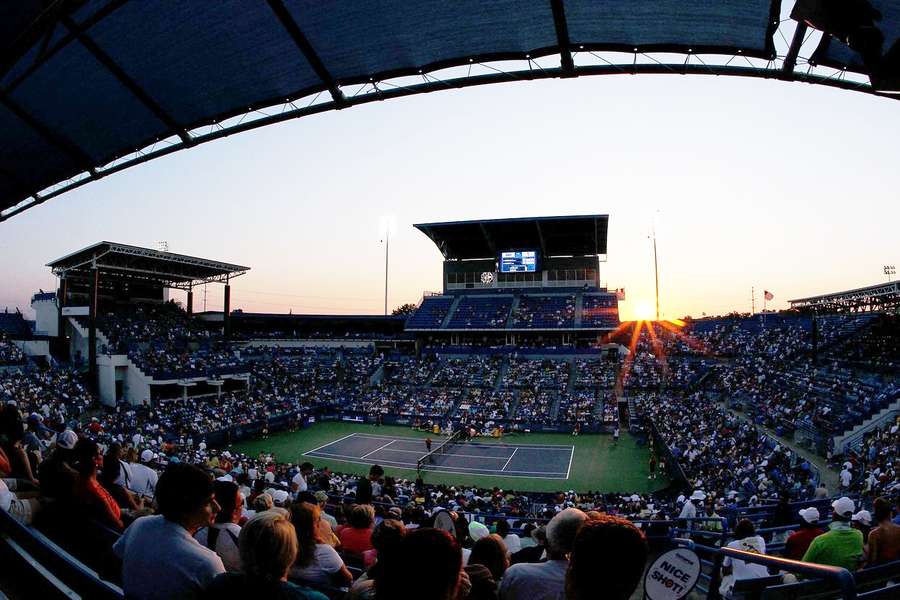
[
  {"left": 886, "top": 265, "right": 897, "bottom": 282},
  {"left": 379, "top": 217, "right": 397, "bottom": 316}
]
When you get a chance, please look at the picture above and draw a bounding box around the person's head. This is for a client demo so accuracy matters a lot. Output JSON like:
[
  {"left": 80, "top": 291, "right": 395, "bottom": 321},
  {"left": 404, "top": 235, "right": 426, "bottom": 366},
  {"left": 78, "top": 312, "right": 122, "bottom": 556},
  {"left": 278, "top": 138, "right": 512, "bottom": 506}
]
[
  {"left": 375, "top": 528, "right": 461, "bottom": 600},
  {"left": 314, "top": 489, "right": 329, "bottom": 508},
  {"left": 214, "top": 480, "right": 241, "bottom": 524},
  {"left": 469, "top": 534, "right": 509, "bottom": 581},
  {"left": 798, "top": 507, "right": 820, "bottom": 528},
  {"left": 733, "top": 518, "right": 756, "bottom": 539},
  {"left": 832, "top": 496, "right": 855, "bottom": 522},
  {"left": 252, "top": 492, "right": 273, "bottom": 513},
  {"left": 546, "top": 508, "right": 588, "bottom": 558},
  {"left": 372, "top": 518, "right": 406, "bottom": 554},
  {"left": 156, "top": 463, "right": 219, "bottom": 532},
  {"left": 495, "top": 519, "right": 510, "bottom": 537},
  {"left": 369, "top": 464, "right": 384, "bottom": 481},
  {"left": 566, "top": 516, "right": 648, "bottom": 600},
  {"left": 873, "top": 497, "right": 893, "bottom": 523},
  {"left": 239, "top": 511, "right": 298, "bottom": 583},
  {"left": 349, "top": 503, "right": 376, "bottom": 529},
  {"left": 300, "top": 462, "right": 314, "bottom": 475},
  {"left": 289, "top": 501, "right": 320, "bottom": 567},
  {"left": 72, "top": 438, "right": 102, "bottom": 477}
]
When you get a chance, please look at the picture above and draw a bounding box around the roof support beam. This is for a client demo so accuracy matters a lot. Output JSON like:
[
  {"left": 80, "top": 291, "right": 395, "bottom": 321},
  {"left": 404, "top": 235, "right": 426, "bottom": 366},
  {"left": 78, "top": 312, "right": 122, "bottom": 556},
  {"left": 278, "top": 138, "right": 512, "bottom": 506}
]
[
  {"left": 60, "top": 16, "right": 193, "bottom": 146},
  {"left": 782, "top": 22, "right": 808, "bottom": 75},
  {"left": 535, "top": 221, "right": 548, "bottom": 256},
  {"left": 266, "top": 0, "right": 345, "bottom": 105},
  {"left": 479, "top": 223, "right": 497, "bottom": 257},
  {"left": 550, "top": 0, "right": 575, "bottom": 76}
]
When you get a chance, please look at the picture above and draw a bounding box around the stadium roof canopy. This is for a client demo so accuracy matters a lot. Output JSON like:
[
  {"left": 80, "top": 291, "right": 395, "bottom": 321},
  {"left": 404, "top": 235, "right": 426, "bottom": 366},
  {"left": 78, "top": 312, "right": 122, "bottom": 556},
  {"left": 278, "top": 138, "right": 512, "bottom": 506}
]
[
  {"left": 414, "top": 215, "right": 608, "bottom": 260},
  {"left": 789, "top": 280, "right": 900, "bottom": 313},
  {"left": 1, "top": 1, "right": 896, "bottom": 222},
  {"left": 47, "top": 241, "right": 250, "bottom": 290}
]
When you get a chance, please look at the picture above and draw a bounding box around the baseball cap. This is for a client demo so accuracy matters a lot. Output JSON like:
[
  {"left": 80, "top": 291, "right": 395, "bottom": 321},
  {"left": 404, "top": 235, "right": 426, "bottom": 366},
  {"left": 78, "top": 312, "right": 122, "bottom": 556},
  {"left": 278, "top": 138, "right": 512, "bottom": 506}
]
[
  {"left": 469, "top": 521, "right": 490, "bottom": 541},
  {"left": 314, "top": 490, "right": 329, "bottom": 503},
  {"left": 798, "top": 507, "right": 820, "bottom": 524},
  {"left": 140, "top": 449, "right": 155, "bottom": 463},
  {"left": 690, "top": 490, "right": 707, "bottom": 501},
  {"left": 57, "top": 429, "right": 78, "bottom": 450},
  {"left": 852, "top": 510, "right": 872, "bottom": 527},
  {"left": 832, "top": 496, "right": 855, "bottom": 518}
]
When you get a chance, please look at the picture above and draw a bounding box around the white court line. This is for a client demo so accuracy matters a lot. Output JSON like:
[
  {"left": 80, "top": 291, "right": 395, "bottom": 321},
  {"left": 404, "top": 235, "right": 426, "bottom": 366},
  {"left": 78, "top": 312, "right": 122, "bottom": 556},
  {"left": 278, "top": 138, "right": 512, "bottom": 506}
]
[
  {"left": 565, "top": 446, "right": 575, "bottom": 479},
  {"left": 304, "top": 450, "right": 568, "bottom": 479},
  {"left": 361, "top": 439, "right": 395, "bottom": 459},
  {"left": 304, "top": 432, "right": 358, "bottom": 455},
  {"left": 501, "top": 448, "right": 518, "bottom": 472},
  {"left": 347, "top": 432, "right": 576, "bottom": 449}
]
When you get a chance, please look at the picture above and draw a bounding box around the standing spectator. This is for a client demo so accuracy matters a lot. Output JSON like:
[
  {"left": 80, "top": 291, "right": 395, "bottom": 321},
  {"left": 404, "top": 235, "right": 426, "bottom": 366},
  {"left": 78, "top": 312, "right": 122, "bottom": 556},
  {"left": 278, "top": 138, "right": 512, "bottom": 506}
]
[
  {"left": 289, "top": 502, "right": 352, "bottom": 587},
  {"left": 565, "top": 515, "right": 647, "bottom": 600},
  {"left": 867, "top": 497, "right": 900, "bottom": 566},
  {"left": 113, "top": 463, "right": 226, "bottom": 600},
  {"left": 375, "top": 528, "right": 463, "bottom": 600},
  {"left": 338, "top": 504, "right": 376, "bottom": 554},
  {"left": 802, "top": 497, "right": 864, "bottom": 571},
  {"left": 500, "top": 508, "right": 587, "bottom": 600},
  {"left": 356, "top": 465, "right": 384, "bottom": 505},
  {"left": 840, "top": 466, "right": 853, "bottom": 491},
  {"left": 195, "top": 480, "right": 243, "bottom": 571},
  {"left": 784, "top": 508, "right": 824, "bottom": 561},
  {"left": 203, "top": 511, "right": 328, "bottom": 600}
]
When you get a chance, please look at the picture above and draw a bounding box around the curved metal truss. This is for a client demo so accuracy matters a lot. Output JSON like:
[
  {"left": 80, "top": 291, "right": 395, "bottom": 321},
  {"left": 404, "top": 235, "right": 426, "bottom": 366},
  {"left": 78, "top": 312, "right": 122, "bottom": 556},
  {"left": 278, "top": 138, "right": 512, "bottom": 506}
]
[{"left": 0, "top": 7, "right": 889, "bottom": 223}]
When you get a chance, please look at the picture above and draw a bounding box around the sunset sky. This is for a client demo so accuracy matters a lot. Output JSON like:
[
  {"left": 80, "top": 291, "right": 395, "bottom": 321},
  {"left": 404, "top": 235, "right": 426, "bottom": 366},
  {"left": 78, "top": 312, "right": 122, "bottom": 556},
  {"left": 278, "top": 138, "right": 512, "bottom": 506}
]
[{"left": 1, "top": 72, "right": 897, "bottom": 322}]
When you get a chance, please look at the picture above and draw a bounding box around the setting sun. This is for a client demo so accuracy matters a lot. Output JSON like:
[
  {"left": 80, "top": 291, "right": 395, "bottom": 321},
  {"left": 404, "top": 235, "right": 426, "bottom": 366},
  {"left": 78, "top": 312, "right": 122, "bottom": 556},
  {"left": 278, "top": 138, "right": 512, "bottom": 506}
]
[{"left": 634, "top": 300, "right": 655, "bottom": 321}]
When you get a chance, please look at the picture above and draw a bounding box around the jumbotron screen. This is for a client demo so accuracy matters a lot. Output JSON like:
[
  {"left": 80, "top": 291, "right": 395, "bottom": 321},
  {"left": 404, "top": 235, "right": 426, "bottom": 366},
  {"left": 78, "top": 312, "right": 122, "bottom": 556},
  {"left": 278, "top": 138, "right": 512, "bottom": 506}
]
[{"left": 499, "top": 250, "right": 539, "bottom": 273}]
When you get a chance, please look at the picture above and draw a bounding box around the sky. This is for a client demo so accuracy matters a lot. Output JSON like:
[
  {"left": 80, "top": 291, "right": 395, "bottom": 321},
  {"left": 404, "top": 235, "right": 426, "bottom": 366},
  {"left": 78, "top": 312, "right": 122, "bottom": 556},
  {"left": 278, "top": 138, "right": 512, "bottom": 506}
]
[{"left": 0, "top": 72, "right": 898, "bottom": 322}]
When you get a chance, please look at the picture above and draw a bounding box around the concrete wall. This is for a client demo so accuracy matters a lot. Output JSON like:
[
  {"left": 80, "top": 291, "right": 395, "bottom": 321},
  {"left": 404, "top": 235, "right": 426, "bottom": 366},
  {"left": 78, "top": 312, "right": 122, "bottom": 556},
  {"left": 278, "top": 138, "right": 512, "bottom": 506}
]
[
  {"left": 13, "top": 339, "right": 50, "bottom": 360},
  {"left": 32, "top": 297, "right": 58, "bottom": 337}
]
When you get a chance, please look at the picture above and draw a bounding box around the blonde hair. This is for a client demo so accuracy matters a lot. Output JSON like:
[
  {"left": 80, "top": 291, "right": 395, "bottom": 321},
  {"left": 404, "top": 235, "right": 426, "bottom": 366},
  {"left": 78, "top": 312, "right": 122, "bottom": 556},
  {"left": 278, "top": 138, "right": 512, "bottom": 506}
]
[{"left": 239, "top": 511, "right": 298, "bottom": 582}]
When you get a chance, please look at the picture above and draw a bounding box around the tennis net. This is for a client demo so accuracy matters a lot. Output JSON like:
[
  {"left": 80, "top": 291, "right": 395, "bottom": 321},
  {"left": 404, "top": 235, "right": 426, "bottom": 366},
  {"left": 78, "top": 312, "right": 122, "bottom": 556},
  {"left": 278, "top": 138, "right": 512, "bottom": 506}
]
[{"left": 417, "top": 430, "right": 464, "bottom": 471}]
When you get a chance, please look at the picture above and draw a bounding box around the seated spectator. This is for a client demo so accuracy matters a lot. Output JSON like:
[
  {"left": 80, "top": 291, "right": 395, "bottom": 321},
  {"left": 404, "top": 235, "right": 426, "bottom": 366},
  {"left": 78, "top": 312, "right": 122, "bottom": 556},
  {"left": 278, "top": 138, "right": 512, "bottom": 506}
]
[
  {"left": 113, "top": 463, "right": 226, "bottom": 600},
  {"left": 867, "top": 497, "right": 900, "bottom": 566},
  {"left": 510, "top": 525, "right": 546, "bottom": 564},
  {"left": 338, "top": 504, "right": 376, "bottom": 554},
  {"left": 784, "top": 507, "right": 824, "bottom": 561},
  {"left": 467, "top": 534, "right": 509, "bottom": 600},
  {"left": 375, "top": 528, "right": 463, "bottom": 600},
  {"left": 802, "top": 497, "right": 864, "bottom": 572},
  {"left": 100, "top": 442, "right": 141, "bottom": 511},
  {"left": 253, "top": 492, "right": 274, "bottom": 513},
  {"left": 500, "top": 508, "right": 587, "bottom": 600},
  {"left": 721, "top": 519, "right": 770, "bottom": 598},
  {"left": 72, "top": 438, "right": 124, "bottom": 530},
  {"left": 566, "top": 515, "right": 647, "bottom": 600},
  {"left": 495, "top": 519, "right": 521, "bottom": 555},
  {"left": 128, "top": 449, "right": 159, "bottom": 500},
  {"left": 195, "top": 480, "right": 243, "bottom": 571},
  {"left": 289, "top": 502, "right": 352, "bottom": 588},
  {"left": 356, "top": 465, "right": 384, "bottom": 505},
  {"left": 0, "top": 477, "right": 41, "bottom": 525},
  {"left": 314, "top": 490, "right": 338, "bottom": 530},
  {"left": 38, "top": 429, "right": 78, "bottom": 500},
  {"left": 349, "top": 518, "right": 406, "bottom": 600},
  {"left": 203, "top": 511, "right": 328, "bottom": 600}
]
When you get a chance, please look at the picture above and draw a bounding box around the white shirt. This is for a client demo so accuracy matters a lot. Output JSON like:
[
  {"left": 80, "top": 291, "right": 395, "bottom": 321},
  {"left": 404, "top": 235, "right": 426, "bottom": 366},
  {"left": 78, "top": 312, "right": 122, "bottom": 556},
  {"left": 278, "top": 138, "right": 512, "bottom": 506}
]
[
  {"left": 679, "top": 500, "right": 698, "bottom": 520},
  {"left": 840, "top": 469, "right": 852, "bottom": 487},
  {"left": 292, "top": 472, "right": 308, "bottom": 494},
  {"left": 195, "top": 523, "right": 242, "bottom": 572},
  {"left": 128, "top": 462, "right": 159, "bottom": 498},
  {"left": 723, "top": 536, "right": 769, "bottom": 580},
  {"left": 113, "top": 460, "right": 133, "bottom": 488},
  {"left": 500, "top": 558, "right": 568, "bottom": 600},
  {"left": 289, "top": 543, "right": 344, "bottom": 585},
  {"left": 113, "top": 515, "right": 225, "bottom": 600},
  {"left": 502, "top": 533, "right": 522, "bottom": 555}
]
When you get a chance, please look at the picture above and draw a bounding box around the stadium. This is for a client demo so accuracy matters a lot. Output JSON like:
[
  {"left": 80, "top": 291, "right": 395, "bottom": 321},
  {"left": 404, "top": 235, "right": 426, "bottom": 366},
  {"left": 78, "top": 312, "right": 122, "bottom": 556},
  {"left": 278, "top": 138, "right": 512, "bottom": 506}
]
[{"left": 1, "top": 3, "right": 900, "bottom": 600}]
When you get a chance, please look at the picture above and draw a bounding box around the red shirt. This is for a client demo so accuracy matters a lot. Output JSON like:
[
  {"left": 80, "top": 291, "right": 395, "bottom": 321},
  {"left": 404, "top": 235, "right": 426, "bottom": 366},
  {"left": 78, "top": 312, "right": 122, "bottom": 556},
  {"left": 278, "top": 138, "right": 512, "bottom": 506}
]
[
  {"left": 338, "top": 526, "right": 374, "bottom": 554},
  {"left": 76, "top": 476, "right": 124, "bottom": 530},
  {"left": 785, "top": 527, "right": 824, "bottom": 560}
]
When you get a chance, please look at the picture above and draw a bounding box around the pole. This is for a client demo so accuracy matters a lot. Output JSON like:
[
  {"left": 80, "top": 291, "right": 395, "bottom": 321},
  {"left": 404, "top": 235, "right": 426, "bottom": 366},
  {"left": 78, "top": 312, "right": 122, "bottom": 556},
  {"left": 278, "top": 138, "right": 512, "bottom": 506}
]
[
  {"left": 384, "top": 229, "right": 390, "bottom": 316},
  {"left": 751, "top": 287, "right": 755, "bottom": 315},
  {"left": 652, "top": 229, "right": 660, "bottom": 321}
]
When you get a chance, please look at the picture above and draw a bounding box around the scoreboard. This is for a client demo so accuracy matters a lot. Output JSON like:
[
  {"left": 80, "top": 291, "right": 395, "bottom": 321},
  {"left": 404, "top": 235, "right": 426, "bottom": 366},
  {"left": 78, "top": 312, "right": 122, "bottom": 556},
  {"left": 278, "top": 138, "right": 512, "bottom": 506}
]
[{"left": 499, "top": 250, "right": 538, "bottom": 273}]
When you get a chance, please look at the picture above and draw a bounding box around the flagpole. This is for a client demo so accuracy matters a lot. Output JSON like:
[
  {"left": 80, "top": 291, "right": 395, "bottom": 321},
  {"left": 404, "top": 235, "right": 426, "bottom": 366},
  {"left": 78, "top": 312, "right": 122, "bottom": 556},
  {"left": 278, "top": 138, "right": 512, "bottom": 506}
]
[{"left": 751, "top": 287, "right": 755, "bottom": 315}]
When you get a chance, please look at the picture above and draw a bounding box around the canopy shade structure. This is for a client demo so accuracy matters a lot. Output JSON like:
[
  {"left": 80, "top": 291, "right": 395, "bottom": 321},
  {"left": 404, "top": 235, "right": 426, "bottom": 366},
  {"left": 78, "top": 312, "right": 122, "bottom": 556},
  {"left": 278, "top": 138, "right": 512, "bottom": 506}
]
[
  {"left": 48, "top": 241, "right": 250, "bottom": 290},
  {"left": 0, "top": 1, "right": 894, "bottom": 222},
  {"left": 414, "top": 215, "right": 608, "bottom": 260},
  {"left": 789, "top": 281, "right": 900, "bottom": 313}
]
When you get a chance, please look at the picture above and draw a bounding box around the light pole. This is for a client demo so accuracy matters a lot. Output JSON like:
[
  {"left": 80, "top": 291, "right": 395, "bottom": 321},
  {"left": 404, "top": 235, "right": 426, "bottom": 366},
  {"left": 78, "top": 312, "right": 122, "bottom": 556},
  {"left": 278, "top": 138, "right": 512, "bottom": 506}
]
[
  {"left": 649, "top": 227, "right": 660, "bottom": 321},
  {"left": 383, "top": 228, "right": 390, "bottom": 316},
  {"left": 885, "top": 265, "right": 896, "bottom": 282}
]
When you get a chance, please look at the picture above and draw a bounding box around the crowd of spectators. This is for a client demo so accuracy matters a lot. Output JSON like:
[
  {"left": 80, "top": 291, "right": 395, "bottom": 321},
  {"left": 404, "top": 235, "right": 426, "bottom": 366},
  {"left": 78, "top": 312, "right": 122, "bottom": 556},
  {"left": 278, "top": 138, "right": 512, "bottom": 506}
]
[
  {"left": 510, "top": 296, "right": 575, "bottom": 329},
  {"left": 0, "top": 335, "right": 25, "bottom": 366},
  {"left": 431, "top": 356, "right": 501, "bottom": 388},
  {"left": 502, "top": 358, "right": 569, "bottom": 392}
]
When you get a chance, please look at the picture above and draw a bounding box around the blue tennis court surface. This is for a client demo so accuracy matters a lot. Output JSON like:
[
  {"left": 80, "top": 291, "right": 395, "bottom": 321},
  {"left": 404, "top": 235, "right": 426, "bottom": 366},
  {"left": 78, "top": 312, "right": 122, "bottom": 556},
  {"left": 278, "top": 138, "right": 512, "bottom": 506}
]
[{"left": 303, "top": 432, "right": 574, "bottom": 479}]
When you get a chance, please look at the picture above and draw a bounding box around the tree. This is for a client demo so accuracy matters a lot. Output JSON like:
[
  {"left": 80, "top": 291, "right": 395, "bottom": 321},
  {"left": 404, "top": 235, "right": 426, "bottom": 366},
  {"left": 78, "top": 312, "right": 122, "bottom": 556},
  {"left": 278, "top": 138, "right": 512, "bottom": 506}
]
[{"left": 392, "top": 303, "right": 417, "bottom": 316}]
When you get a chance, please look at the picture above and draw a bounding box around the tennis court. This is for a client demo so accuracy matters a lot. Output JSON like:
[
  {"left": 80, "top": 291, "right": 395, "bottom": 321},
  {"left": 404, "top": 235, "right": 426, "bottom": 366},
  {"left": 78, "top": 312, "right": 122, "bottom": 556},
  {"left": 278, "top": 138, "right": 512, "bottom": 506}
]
[{"left": 303, "top": 431, "right": 574, "bottom": 479}]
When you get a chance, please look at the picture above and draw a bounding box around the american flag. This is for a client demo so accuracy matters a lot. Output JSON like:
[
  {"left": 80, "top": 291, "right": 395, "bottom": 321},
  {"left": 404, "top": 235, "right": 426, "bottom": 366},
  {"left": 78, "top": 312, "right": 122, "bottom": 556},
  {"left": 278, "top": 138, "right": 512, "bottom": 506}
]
[{"left": 764, "top": 290, "right": 774, "bottom": 301}]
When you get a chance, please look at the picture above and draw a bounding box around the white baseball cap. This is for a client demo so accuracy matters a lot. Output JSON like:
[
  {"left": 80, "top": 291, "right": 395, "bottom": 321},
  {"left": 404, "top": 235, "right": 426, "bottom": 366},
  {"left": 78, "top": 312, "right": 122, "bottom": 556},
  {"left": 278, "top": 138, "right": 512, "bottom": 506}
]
[
  {"left": 832, "top": 496, "right": 855, "bottom": 518},
  {"left": 140, "top": 449, "right": 155, "bottom": 463},
  {"left": 798, "top": 507, "right": 820, "bottom": 524},
  {"left": 57, "top": 429, "right": 78, "bottom": 450},
  {"left": 852, "top": 510, "right": 872, "bottom": 527},
  {"left": 690, "top": 490, "right": 707, "bottom": 501}
]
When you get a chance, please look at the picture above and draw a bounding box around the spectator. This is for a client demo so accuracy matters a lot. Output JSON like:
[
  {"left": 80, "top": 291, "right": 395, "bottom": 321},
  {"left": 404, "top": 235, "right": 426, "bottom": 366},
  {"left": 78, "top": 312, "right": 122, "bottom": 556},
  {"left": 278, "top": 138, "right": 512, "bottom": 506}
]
[
  {"left": 375, "top": 528, "right": 463, "bottom": 600},
  {"left": 495, "top": 519, "right": 521, "bottom": 555},
  {"left": 500, "top": 508, "right": 587, "bottom": 600},
  {"left": 314, "top": 490, "right": 338, "bottom": 530},
  {"left": 203, "top": 511, "right": 328, "bottom": 600},
  {"left": 721, "top": 519, "right": 770, "bottom": 598},
  {"left": 566, "top": 515, "right": 647, "bottom": 600},
  {"left": 802, "top": 497, "right": 864, "bottom": 571},
  {"left": 38, "top": 429, "right": 78, "bottom": 500},
  {"left": 356, "top": 465, "right": 384, "bottom": 505},
  {"left": 113, "top": 463, "right": 226, "bottom": 600},
  {"left": 349, "top": 518, "right": 406, "bottom": 600},
  {"left": 99, "top": 442, "right": 141, "bottom": 511},
  {"left": 292, "top": 462, "right": 314, "bottom": 497},
  {"left": 289, "top": 502, "right": 352, "bottom": 588},
  {"left": 0, "top": 477, "right": 41, "bottom": 525},
  {"left": 784, "top": 507, "right": 824, "bottom": 561},
  {"left": 195, "top": 480, "right": 243, "bottom": 571},
  {"left": 867, "top": 497, "right": 900, "bottom": 566},
  {"left": 72, "top": 438, "right": 124, "bottom": 530},
  {"left": 338, "top": 504, "right": 376, "bottom": 554},
  {"left": 128, "top": 449, "right": 159, "bottom": 499},
  {"left": 467, "top": 534, "right": 509, "bottom": 600}
]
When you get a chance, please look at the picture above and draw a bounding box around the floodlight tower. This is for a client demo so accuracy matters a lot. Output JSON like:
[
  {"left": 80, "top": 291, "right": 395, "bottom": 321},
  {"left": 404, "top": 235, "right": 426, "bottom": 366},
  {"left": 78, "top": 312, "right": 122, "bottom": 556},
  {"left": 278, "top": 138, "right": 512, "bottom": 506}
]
[
  {"left": 649, "top": 227, "right": 660, "bottom": 321},
  {"left": 886, "top": 265, "right": 896, "bottom": 282}
]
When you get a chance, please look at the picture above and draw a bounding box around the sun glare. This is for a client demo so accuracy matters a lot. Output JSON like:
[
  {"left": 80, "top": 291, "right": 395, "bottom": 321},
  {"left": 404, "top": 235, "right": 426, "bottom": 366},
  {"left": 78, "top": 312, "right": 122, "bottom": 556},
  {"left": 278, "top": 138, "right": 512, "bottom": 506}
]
[{"left": 634, "top": 300, "right": 654, "bottom": 321}]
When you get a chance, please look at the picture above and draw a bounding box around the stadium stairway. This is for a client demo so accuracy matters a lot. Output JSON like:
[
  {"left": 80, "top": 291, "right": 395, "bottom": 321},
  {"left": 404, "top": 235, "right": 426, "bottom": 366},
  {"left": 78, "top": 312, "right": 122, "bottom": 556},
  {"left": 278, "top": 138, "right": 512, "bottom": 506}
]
[
  {"left": 439, "top": 296, "right": 464, "bottom": 329},
  {"left": 67, "top": 316, "right": 112, "bottom": 352},
  {"left": 493, "top": 358, "right": 509, "bottom": 392},
  {"left": 574, "top": 292, "right": 583, "bottom": 328},
  {"left": 505, "top": 295, "right": 521, "bottom": 329},
  {"left": 833, "top": 398, "right": 900, "bottom": 454}
]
